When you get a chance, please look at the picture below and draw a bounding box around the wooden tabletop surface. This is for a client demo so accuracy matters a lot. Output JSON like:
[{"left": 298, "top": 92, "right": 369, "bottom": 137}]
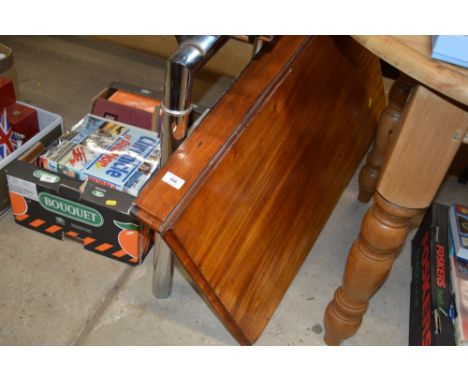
[{"left": 353, "top": 36, "right": 468, "bottom": 106}]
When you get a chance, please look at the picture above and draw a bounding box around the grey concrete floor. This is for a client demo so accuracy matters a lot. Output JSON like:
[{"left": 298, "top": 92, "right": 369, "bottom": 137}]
[{"left": 0, "top": 36, "right": 466, "bottom": 346}]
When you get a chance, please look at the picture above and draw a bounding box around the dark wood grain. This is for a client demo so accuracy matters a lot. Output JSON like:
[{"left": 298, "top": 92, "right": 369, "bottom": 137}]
[
  {"left": 135, "top": 36, "right": 307, "bottom": 230},
  {"left": 136, "top": 36, "right": 385, "bottom": 344}
]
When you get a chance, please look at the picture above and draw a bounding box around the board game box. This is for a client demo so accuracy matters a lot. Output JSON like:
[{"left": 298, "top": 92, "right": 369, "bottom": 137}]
[
  {"left": 449, "top": 203, "right": 468, "bottom": 263},
  {"left": 409, "top": 203, "right": 456, "bottom": 345}
]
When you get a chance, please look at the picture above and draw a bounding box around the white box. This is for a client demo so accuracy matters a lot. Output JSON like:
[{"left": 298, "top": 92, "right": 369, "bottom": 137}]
[{"left": 0, "top": 102, "right": 63, "bottom": 217}]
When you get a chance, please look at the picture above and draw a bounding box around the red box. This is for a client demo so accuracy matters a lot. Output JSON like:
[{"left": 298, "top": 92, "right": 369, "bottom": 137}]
[
  {"left": 91, "top": 83, "right": 161, "bottom": 131},
  {"left": 92, "top": 97, "right": 154, "bottom": 130},
  {"left": 0, "top": 76, "right": 16, "bottom": 109},
  {"left": 90, "top": 82, "right": 207, "bottom": 133},
  {"left": 7, "top": 103, "right": 39, "bottom": 142}
]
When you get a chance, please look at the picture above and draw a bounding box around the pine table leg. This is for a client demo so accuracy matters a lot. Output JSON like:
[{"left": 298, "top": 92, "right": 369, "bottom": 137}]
[
  {"left": 358, "top": 74, "right": 416, "bottom": 202},
  {"left": 324, "top": 194, "right": 420, "bottom": 345},
  {"left": 324, "top": 85, "right": 468, "bottom": 345}
]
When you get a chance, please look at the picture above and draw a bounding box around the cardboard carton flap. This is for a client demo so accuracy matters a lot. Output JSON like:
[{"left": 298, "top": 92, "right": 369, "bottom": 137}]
[
  {"left": 6, "top": 160, "right": 81, "bottom": 193},
  {"left": 82, "top": 181, "right": 135, "bottom": 215}
]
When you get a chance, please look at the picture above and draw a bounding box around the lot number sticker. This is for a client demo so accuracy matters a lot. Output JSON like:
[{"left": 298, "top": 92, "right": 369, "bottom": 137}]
[{"left": 162, "top": 171, "right": 185, "bottom": 190}]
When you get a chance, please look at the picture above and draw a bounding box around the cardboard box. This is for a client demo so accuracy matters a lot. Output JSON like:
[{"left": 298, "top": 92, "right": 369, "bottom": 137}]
[
  {"left": 0, "top": 102, "right": 62, "bottom": 218},
  {"left": 6, "top": 82, "right": 209, "bottom": 265},
  {"left": 6, "top": 114, "right": 158, "bottom": 266},
  {"left": 6, "top": 159, "right": 153, "bottom": 265}
]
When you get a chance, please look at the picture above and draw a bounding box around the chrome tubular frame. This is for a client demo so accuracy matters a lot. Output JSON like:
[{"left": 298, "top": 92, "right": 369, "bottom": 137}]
[{"left": 153, "top": 36, "right": 227, "bottom": 298}]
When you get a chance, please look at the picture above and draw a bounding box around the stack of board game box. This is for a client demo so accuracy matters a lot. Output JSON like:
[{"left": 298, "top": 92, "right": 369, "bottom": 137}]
[
  {"left": 409, "top": 203, "right": 456, "bottom": 345},
  {"left": 409, "top": 201, "right": 468, "bottom": 345}
]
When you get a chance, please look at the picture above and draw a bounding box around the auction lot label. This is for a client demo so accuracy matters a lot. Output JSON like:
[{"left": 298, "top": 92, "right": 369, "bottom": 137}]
[{"left": 7, "top": 175, "right": 39, "bottom": 201}]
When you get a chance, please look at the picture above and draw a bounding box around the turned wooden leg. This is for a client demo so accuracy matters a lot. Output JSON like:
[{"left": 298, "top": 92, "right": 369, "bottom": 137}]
[
  {"left": 325, "top": 85, "right": 468, "bottom": 345},
  {"left": 358, "top": 74, "right": 416, "bottom": 202},
  {"left": 324, "top": 194, "right": 420, "bottom": 345}
]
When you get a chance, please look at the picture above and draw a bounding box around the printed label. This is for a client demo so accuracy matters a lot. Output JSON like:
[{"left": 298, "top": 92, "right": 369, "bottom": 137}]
[
  {"left": 41, "top": 174, "right": 58, "bottom": 183},
  {"left": 38, "top": 192, "right": 104, "bottom": 227},
  {"left": 7, "top": 175, "right": 38, "bottom": 201},
  {"left": 162, "top": 171, "right": 185, "bottom": 190},
  {"left": 33, "top": 170, "right": 60, "bottom": 183}
]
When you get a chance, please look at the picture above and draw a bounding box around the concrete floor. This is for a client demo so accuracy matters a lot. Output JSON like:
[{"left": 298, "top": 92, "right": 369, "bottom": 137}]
[{"left": 0, "top": 36, "right": 466, "bottom": 346}]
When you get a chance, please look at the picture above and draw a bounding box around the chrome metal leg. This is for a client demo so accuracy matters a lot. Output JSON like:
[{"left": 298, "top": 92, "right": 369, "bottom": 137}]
[
  {"left": 150, "top": 36, "right": 273, "bottom": 300},
  {"left": 152, "top": 36, "right": 228, "bottom": 299},
  {"left": 152, "top": 232, "right": 174, "bottom": 298}
]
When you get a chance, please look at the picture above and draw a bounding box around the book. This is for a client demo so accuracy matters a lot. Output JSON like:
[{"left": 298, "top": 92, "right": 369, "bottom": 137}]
[
  {"left": 449, "top": 224, "right": 468, "bottom": 345},
  {"left": 409, "top": 203, "right": 456, "bottom": 345},
  {"left": 449, "top": 203, "right": 468, "bottom": 263},
  {"left": 39, "top": 114, "right": 160, "bottom": 196}
]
